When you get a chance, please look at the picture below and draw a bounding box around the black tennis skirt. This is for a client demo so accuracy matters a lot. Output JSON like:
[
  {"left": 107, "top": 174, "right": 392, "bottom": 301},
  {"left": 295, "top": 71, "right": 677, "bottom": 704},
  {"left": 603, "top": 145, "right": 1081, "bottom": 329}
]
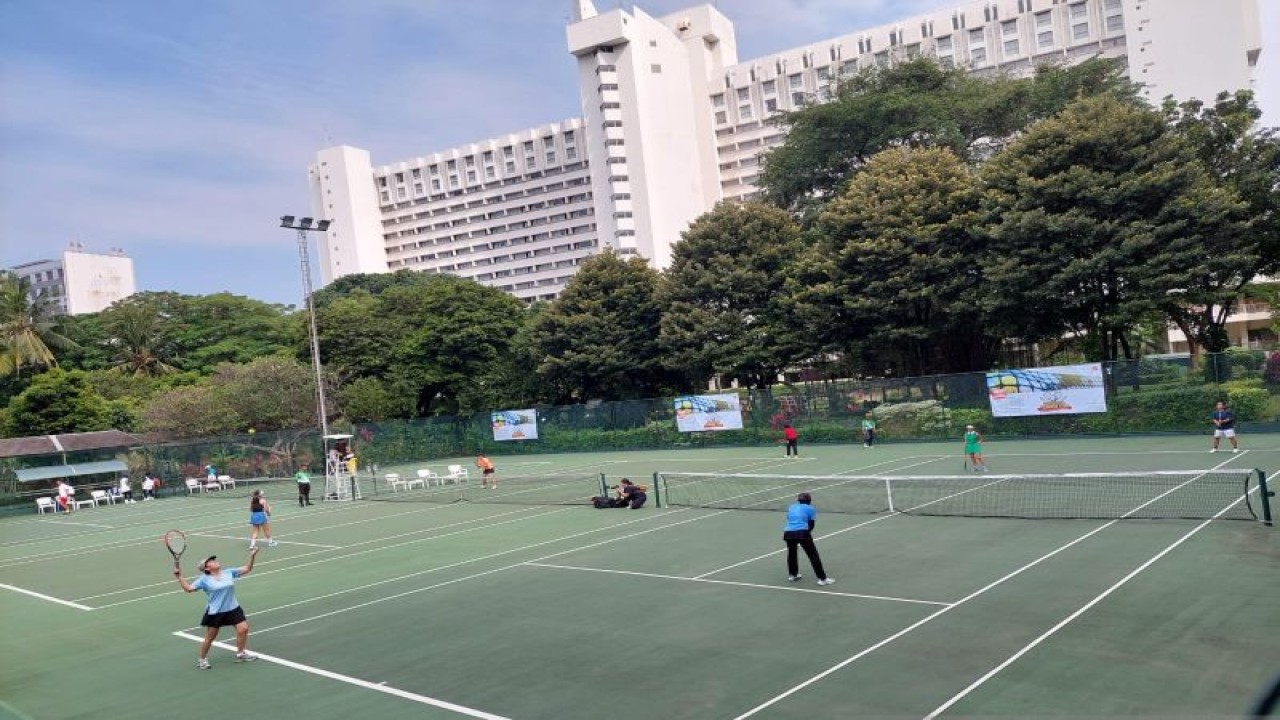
[{"left": 201, "top": 606, "right": 247, "bottom": 628}]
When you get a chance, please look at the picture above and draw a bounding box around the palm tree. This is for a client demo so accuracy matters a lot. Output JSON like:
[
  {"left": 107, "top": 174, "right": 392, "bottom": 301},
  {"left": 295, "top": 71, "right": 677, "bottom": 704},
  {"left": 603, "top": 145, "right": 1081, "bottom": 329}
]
[
  {"left": 0, "top": 273, "right": 76, "bottom": 376},
  {"left": 104, "top": 303, "right": 178, "bottom": 376}
]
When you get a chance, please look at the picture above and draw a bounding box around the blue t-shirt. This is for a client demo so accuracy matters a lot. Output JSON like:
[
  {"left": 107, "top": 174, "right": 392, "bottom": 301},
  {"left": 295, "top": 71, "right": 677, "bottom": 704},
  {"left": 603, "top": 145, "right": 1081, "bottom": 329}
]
[
  {"left": 784, "top": 502, "right": 816, "bottom": 532},
  {"left": 1211, "top": 409, "right": 1234, "bottom": 429},
  {"left": 192, "top": 568, "right": 243, "bottom": 614}
]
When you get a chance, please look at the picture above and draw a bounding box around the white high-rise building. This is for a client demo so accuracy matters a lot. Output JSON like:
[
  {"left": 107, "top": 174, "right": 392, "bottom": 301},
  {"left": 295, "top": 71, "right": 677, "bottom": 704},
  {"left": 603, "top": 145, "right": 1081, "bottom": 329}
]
[
  {"left": 312, "top": 0, "right": 1262, "bottom": 300},
  {"left": 7, "top": 245, "right": 136, "bottom": 315}
]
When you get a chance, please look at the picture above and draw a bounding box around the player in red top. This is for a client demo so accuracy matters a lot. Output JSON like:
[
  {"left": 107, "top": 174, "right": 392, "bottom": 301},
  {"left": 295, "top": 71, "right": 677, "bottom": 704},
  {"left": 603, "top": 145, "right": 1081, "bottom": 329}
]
[{"left": 782, "top": 424, "right": 799, "bottom": 458}]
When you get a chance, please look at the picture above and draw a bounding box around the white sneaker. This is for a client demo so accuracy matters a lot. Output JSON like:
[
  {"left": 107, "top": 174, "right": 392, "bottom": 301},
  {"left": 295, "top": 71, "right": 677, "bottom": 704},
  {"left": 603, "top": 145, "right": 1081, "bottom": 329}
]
[
  {"left": 1210, "top": 448, "right": 1218, "bottom": 453},
  {"left": 235, "top": 652, "right": 257, "bottom": 662},
  {"left": 1232, "top": 448, "right": 1239, "bottom": 453},
  {"left": 249, "top": 542, "right": 257, "bottom": 550},
  {"left": 197, "top": 658, "right": 211, "bottom": 670},
  {"left": 267, "top": 540, "right": 278, "bottom": 548},
  {"left": 787, "top": 575, "right": 801, "bottom": 582},
  {"left": 817, "top": 578, "right": 835, "bottom": 586}
]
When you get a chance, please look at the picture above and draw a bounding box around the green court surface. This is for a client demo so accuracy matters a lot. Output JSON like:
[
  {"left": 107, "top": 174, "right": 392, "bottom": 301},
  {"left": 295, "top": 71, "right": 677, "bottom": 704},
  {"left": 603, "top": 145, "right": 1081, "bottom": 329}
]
[{"left": 2, "top": 435, "right": 1278, "bottom": 720}]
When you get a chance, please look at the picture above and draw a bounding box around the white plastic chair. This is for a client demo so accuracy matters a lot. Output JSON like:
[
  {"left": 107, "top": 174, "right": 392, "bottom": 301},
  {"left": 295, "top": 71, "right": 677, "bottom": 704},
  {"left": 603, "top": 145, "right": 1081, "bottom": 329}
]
[
  {"left": 35, "top": 497, "right": 56, "bottom": 514},
  {"left": 384, "top": 473, "right": 407, "bottom": 492},
  {"left": 446, "top": 465, "right": 469, "bottom": 484},
  {"left": 90, "top": 489, "right": 115, "bottom": 506},
  {"left": 413, "top": 469, "right": 437, "bottom": 488},
  {"left": 217, "top": 474, "right": 237, "bottom": 489},
  {"left": 185, "top": 478, "right": 203, "bottom": 495}
]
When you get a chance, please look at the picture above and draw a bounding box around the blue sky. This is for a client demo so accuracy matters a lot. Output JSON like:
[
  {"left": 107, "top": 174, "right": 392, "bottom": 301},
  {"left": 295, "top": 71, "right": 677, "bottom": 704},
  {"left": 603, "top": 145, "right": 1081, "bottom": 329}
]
[{"left": 1, "top": 0, "right": 1277, "bottom": 308}]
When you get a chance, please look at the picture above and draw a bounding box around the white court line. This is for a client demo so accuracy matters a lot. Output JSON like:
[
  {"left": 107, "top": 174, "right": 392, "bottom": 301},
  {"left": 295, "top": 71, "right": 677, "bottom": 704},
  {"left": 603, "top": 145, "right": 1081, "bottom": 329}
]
[
  {"left": 34, "top": 519, "right": 116, "bottom": 529},
  {"left": 923, "top": 476, "right": 1271, "bottom": 719},
  {"left": 0, "top": 583, "right": 94, "bottom": 611},
  {"left": 525, "top": 562, "right": 952, "bottom": 607},
  {"left": 82, "top": 453, "right": 803, "bottom": 605},
  {"left": 188, "top": 533, "right": 341, "bottom": 549},
  {"left": 243, "top": 455, "right": 937, "bottom": 635},
  {"left": 729, "top": 454, "right": 1250, "bottom": 720},
  {"left": 171, "top": 632, "right": 510, "bottom": 720},
  {"left": 92, "top": 507, "right": 574, "bottom": 609}
]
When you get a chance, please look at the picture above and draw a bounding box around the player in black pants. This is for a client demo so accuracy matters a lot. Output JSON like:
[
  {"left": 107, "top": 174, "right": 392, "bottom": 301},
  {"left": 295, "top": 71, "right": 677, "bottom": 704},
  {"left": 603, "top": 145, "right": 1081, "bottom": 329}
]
[{"left": 783, "top": 492, "right": 833, "bottom": 586}]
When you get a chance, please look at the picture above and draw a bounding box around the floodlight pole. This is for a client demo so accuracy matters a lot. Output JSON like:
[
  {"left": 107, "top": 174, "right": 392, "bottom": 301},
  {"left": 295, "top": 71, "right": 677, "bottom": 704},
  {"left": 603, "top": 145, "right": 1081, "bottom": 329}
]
[{"left": 280, "top": 216, "right": 333, "bottom": 438}]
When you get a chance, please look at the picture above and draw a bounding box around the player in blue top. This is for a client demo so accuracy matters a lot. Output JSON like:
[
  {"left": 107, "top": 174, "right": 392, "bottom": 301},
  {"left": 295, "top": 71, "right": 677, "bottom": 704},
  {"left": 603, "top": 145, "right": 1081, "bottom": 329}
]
[
  {"left": 1210, "top": 400, "right": 1240, "bottom": 453},
  {"left": 174, "top": 548, "right": 260, "bottom": 669},
  {"left": 783, "top": 492, "right": 833, "bottom": 586}
]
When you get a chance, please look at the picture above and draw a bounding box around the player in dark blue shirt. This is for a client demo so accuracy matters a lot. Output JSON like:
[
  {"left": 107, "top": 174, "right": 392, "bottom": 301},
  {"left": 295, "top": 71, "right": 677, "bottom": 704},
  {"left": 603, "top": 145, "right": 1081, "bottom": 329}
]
[
  {"left": 1210, "top": 400, "right": 1239, "bottom": 453},
  {"left": 783, "top": 493, "right": 833, "bottom": 586}
]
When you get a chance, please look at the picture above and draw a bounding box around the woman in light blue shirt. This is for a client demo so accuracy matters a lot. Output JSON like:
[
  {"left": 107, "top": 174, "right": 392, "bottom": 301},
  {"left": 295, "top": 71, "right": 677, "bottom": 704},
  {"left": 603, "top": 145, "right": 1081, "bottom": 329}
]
[
  {"left": 174, "top": 548, "right": 260, "bottom": 669},
  {"left": 783, "top": 492, "right": 833, "bottom": 586}
]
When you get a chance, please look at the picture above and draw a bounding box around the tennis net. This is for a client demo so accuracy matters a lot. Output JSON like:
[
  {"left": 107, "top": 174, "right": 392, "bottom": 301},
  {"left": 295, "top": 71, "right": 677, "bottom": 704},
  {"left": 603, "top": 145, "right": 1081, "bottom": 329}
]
[
  {"left": 366, "top": 474, "right": 608, "bottom": 507},
  {"left": 654, "top": 470, "right": 1273, "bottom": 523}
]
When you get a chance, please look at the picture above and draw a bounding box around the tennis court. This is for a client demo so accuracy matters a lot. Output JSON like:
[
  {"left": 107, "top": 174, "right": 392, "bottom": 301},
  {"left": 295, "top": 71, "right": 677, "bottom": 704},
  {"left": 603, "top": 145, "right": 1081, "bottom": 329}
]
[{"left": 2, "top": 434, "right": 1277, "bottom": 719}]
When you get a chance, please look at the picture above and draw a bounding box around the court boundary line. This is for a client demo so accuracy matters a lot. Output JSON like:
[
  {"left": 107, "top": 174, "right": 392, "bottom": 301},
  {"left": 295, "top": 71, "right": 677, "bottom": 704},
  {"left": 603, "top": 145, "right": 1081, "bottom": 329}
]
[
  {"left": 0, "top": 582, "right": 93, "bottom": 611},
  {"left": 524, "top": 562, "right": 952, "bottom": 606},
  {"left": 922, "top": 476, "right": 1271, "bottom": 719},
  {"left": 170, "top": 632, "right": 510, "bottom": 720},
  {"left": 728, "top": 453, "right": 1250, "bottom": 719},
  {"left": 188, "top": 533, "right": 342, "bottom": 549},
  {"left": 241, "top": 455, "right": 947, "bottom": 635}
]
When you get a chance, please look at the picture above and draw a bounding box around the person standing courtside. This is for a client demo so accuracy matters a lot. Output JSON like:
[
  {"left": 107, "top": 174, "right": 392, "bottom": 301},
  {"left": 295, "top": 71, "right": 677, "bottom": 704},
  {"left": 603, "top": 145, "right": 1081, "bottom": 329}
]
[
  {"left": 476, "top": 454, "right": 496, "bottom": 489},
  {"left": 783, "top": 492, "right": 833, "bottom": 586},
  {"left": 861, "top": 412, "right": 877, "bottom": 448},
  {"left": 1210, "top": 400, "right": 1240, "bottom": 453}
]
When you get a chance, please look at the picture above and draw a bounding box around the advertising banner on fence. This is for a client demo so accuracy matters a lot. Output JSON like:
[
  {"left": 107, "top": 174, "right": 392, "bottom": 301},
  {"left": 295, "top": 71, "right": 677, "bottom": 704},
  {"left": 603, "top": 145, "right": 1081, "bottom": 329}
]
[
  {"left": 986, "top": 363, "right": 1107, "bottom": 417},
  {"left": 673, "top": 394, "right": 744, "bottom": 432},
  {"left": 491, "top": 409, "right": 538, "bottom": 441}
]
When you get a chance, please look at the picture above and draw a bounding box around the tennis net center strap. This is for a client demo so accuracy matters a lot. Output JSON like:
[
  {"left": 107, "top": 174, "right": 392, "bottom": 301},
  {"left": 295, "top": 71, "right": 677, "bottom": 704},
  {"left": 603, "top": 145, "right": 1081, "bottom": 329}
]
[{"left": 655, "top": 469, "right": 1272, "bottom": 523}]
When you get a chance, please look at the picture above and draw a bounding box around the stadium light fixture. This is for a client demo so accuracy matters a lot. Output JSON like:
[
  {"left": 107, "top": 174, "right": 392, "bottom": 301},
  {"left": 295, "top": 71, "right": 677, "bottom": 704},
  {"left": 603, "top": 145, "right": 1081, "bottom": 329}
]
[{"left": 280, "top": 215, "right": 336, "bottom": 438}]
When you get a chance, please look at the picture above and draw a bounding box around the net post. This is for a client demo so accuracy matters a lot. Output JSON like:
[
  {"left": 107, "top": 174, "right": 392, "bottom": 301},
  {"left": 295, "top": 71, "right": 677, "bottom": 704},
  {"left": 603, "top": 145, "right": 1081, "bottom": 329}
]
[
  {"left": 652, "top": 472, "right": 661, "bottom": 509},
  {"left": 883, "top": 476, "right": 895, "bottom": 513},
  {"left": 599, "top": 473, "right": 607, "bottom": 499},
  {"left": 1257, "top": 469, "right": 1273, "bottom": 527}
]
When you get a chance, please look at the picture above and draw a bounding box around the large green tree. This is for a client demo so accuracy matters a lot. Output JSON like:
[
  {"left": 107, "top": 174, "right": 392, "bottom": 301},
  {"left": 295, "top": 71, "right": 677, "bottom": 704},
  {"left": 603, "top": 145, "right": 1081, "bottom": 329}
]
[
  {"left": 4, "top": 369, "right": 113, "bottom": 436},
  {"left": 798, "top": 146, "right": 992, "bottom": 375},
  {"left": 141, "top": 356, "right": 322, "bottom": 437},
  {"left": 1160, "top": 90, "right": 1280, "bottom": 355},
  {"left": 530, "top": 251, "right": 684, "bottom": 402},
  {"left": 660, "top": 202, "right": 809, "bottom": 387},
  {"left": 0, "top": 274, "right": 77, "bottom": 377},
  {"left": 980, "top": 95, "right": 1250, "bottom": 361},
  {"left": 758, "top": 57, "right": 1134, "bottom": 210}
]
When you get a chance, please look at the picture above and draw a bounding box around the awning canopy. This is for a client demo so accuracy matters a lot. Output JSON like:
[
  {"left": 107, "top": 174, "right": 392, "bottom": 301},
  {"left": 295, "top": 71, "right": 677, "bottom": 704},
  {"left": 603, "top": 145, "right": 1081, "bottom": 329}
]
[{"left": 16, "top": 460, "right": 129, "bottom": 483}]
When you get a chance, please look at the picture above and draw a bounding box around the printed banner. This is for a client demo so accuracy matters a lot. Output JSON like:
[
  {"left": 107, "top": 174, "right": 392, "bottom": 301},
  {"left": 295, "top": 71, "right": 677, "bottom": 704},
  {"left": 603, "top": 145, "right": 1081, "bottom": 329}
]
[
  {"left": 986, "top": 363, "right": 1107, "bottom": 417},
  {"left": 491, "top": 409, "right": 538, "bottom": 441},
  {"left": 673, "top": 394, "right": 744, "bottom": 432}
]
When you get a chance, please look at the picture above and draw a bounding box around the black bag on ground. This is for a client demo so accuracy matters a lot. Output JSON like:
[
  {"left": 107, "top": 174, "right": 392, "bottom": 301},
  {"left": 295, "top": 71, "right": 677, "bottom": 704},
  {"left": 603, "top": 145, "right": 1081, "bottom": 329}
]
[{"left": 592, "top": 496, "right": 612, "bottom": 509}]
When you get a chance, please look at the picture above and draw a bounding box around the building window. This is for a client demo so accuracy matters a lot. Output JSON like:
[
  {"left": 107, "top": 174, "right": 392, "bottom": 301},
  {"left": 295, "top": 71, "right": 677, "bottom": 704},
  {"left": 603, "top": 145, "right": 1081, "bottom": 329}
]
[
  {"left": 651, "top": 63, "right": 662, "bottom": 73},
  {"left": 545, "top": 151, "right": 557, "bottom": 164},
  {"left": 503, "top": 146, "right": 514, "bottom": 159},
  {"left": 378, "top": 177, "right": 388, "bottom": 187},
  {"left": 1105, "top": 13, "right": 1123, "bottom": 32},
  {"left": 485, "top": 166, "right": 495, "bottom": 179},
  {"left": 1072, "top": 21, "right": 1090, "bottom": 39},
  {"left": 840, "top": 59, "right": 857, "bottom": 74},
  {"left": 937, "top": 35, "right": 953, "bottom": 53},
  {"left": 566, "top": 146, "right": 578, "bottom": 160},
  {"left": 465, "top": 156, "right": 475, "bottom": 167},
  {"left": 971, "top": 47, "right": 987, "bottom": 64},
  {"left": 791, "top": 92, "right": 806, "bottom": 106},
  {"left": 788, "top": 74, "right": 803, "bottom": 90},
  {"left": 739, "top": 105, "right": 754, "bottom": 120},
  {"left": 1070, "top": 2, "right": 1088, "bottom": 19},
  {"left": 414, "top": 182, "right": 424, "bottom": 194},
  {"left": 1004, "top": 38, "right": 1020, "bottom": 55},
  {"left": 1105, "top": 0, "right": 1121, "bottom": 9},
  {"left": 432, "top": 179, "right": 441, "bottom": 191},
  {"left": 523, "top": 141, "right": 535, "bottom": 154},
  {"left": 412, "top": 168, "right": 421, "bottom": 179},
  {"left": 394, "top": 172, "right": 404, "bottom": 182},
  {"left": 969, "top": 28, "right": 985, "bottom": 45},
  {"left": 765, "top": 98, "right": 778, "bottom": 113},
  {"left": 1038, "top": 30, "right": 1055, "bottom": 48},
  {"left": 874, "top": 51, "right": 889, "bottom": 67},
  {"left": 1002, "top": 19, "right": 1018, "bottom": 36},
  {"left": 466, "top": 170, "right": 476, "bottom": 183},
  {"left": 737, "top": 87, "right": 750, "bottom": 102},
  {"left": 1036, "top": 11, "right": 1052, "bottom": 28},
  {"left": 715, "top": 110, "right": 728, "bottom": 124},
  {"left": 712, "top": 93, "right": 726, "bottom": 108},
  {"left": 816, "top": 66, "right": 830, "bottom": 82},
  {"left": 380, "top": 191, "right": 390, "bottom": 202},
  {"left": 505, "top": 161, "right": 516, "bottom": 174}
]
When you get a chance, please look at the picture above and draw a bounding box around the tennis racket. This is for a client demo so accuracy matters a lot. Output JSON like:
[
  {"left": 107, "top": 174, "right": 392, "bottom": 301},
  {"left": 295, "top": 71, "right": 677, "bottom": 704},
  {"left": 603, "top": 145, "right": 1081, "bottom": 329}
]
[{"left": 162, "top": 529, "right": 187, "bottom": 571}]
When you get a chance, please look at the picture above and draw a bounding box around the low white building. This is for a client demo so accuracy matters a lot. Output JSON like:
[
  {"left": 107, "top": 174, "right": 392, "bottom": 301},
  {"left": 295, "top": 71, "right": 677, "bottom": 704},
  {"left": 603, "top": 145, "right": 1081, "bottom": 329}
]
[
  {"left": 7, "top": 245, "right": 136, "bottom": 315},
  {"left": 312, "top": 0, "right": 1263, "bottom": 301}
]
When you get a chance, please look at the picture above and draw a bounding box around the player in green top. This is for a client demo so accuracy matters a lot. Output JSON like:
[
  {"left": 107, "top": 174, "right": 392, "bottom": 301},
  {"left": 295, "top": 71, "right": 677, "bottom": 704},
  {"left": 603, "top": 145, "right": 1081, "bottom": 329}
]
[
  {"left": 964, "top": 425, "right": 986, "bottom": 472},
  {"left": 294, "top": 467, "right": 313, "bottom": 507},
  {"left": 861, "top": 413, "right": 877, "bottom": 447}
]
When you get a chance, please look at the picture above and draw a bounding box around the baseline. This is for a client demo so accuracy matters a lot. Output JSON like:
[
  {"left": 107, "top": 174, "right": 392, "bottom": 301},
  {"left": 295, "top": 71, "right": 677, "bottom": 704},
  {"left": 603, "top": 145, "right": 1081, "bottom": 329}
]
[
  {"left": 0, "top": 582, "right": 94, "bottom": 611},
  {"left": 171, "top": 632, "right": 510, "bottom": 720}
]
